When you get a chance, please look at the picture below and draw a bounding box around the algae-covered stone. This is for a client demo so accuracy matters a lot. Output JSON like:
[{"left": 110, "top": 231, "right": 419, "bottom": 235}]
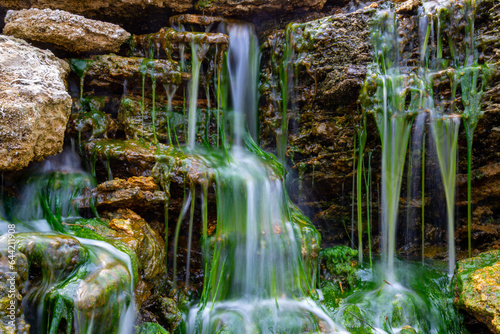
[
  {"left": 454, "top": 250, "right": 500, "bottom": 333},
  {"left": 0, "top": 35, "right": 71, "bottom": 172},
  {"left": 0, "top": 236, "right": 30, "bottom": 334},
  {"left": 137, "top": 322, "right": 169, "bottom": 334},
  {"left": 3, "top": 8, "right": 131, "bottom": 54},
  {"left": 339, "top": 304, "right": 374, "bottom": 334},
  {"left": 85, "top": 55, "right": 182, "bottom": 95}
]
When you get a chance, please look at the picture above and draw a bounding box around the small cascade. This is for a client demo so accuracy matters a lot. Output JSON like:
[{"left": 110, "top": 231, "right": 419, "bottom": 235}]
[
  {"left": 0, "top": 150, "right": 136, "bottom": 334},
  {"left": 360, "top": 9, "right": 417, "bottom": 277},
  {"left": 182, "top": 22, "right": 345, "bottom": 334}
]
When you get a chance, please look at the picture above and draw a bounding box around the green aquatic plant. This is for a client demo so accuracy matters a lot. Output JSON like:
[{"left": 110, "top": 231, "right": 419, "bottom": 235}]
[
  {"left": 137, "top": 322, "right": 170, "bottom": 334},
  {"left": 363, "top": 151, "right": 373, "bottom": 268},
  {"left": 431, "top": 114, "right": 460, "bottom": 275},
  {"left": 356, "top": 112, "right": 367, "bottom": 264},
  {"left": 360, "top": 9, "right": 417, "bottom": 275},
  {"left": 459, "top": 62, "right": 492, "bottom": 256},
  {"left": 68, "top": 58, "right": 94, "bottom": 101}
]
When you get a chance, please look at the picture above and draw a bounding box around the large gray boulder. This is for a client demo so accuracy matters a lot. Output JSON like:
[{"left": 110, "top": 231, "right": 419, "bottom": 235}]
[
  {"left": 3, "top": 8, "right": 131, "bottom": 54},
  {"left": 0, "top": 35, "right": 72, "bottom": 172}
]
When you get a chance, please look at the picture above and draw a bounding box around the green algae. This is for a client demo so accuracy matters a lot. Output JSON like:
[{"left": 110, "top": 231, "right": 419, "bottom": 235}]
[
  {"left": 68, "top": 58, "right": 94, "bottom": 101},
  {"left": 331, "top": 260, "right": 465, "bottom": 333},
  {"left": 9, "top": 233, "right": 135, "bottom": 334},
  {"left": 320, "top": 246, "right": 358, "bottom": 311},
  {"left": 137, "top": 322, "right": 170, "bottom": 334}
]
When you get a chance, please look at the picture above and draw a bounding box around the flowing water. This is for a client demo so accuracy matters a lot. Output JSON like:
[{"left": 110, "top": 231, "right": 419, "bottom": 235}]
[{"left": 0, "top": 151, "right": 135, "bottom": 334}]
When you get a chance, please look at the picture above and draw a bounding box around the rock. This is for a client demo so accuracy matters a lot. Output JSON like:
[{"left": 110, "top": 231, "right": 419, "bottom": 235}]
[
  {"left": 395, "top": 0, "right": 422, "bottom": 14},
  {"left": 195, "top": 0, "right": 328, "bottom": 17},
  {"left": 137, "top": 322, "right": 169, "bottom": 334},
  {"left": 259, "top": 9, "right": 373, "bottom": 246},
  {"left": 454, "top": 250, "right": 500, "bottom": 333},
  {"left": 0, "top": 0, "right": 194, "bottom": 34},
  {"left": 3, "top": 8, "right": 131, "bottom": 54},
  {"left": 89, "top": 176, "right": 167, "bottom": 213},
  {"left": 101, "top": 209, "right": 166, "bottom": 300},
  {"left": 0, "top": 238, "right": 30, "bottom": 334},
  {"left": 0, "top": 233, "right": 133, "bottom": 333},
  {"left": 0, "top": 35, "right": 72, "bottom": 172},
  {"left": 84, "top": 54, "right": 182, "bottom": 95}
]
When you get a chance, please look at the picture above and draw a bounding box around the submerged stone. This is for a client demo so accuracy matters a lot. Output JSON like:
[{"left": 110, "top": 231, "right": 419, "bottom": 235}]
[
  {"left": 0, "top": 35, "right": 71, "bottom": 172},
  {"left": 0, "top": 233, "right": 133, "bottom": 334},
  {"left": 454, "top": 250, "right": 500, "bottom": 333},
  {"left": 3, "top": 8, "right": 131, "bottom": 54}
]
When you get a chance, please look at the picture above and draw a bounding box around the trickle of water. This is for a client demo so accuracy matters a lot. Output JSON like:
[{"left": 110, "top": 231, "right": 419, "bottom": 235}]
[{"left": 226, "top": 23, "right": 260, "bottom": 146}]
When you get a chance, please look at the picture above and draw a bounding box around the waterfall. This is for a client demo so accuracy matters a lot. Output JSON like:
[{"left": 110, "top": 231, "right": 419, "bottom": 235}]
[
  {"left": 0, "top": 149, "right": 136, "bottom": 334},
  {"left": 185, "top": 23, "right": 346, "bottom": 334}
]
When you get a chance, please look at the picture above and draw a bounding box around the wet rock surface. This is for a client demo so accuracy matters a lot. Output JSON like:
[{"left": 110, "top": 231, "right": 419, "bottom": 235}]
[
  {"left": 0, "top": 236, "right": 30, "bottom": 334},
  {"left": 454, "top": 250, "right": 500, "bottom": 333},
  {"left": 84, "top": 55, "right": 182, "bottom": 95},
  {"left": 195, "top": 0, "right": 328, "bottom": 17},
  {"left": 3, "top": 8, "right": 131, "bottom": 54},
  {"left": 0, "top": 0, "right": 194, "bottom": 34},
  {"left": 89, "top": 176, "right": 166, "bottom": 212},
  {"left": 0, "top": 35, "right": 71, "bottom": 172},
  {"left": 258, "top": 1, "right": 500, "bottom": 256},
  {"left": 259, "top": 8, "right": 374, "bottom": 244}
]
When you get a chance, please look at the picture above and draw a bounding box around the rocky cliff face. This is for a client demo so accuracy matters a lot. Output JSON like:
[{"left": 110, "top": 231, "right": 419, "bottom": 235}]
[{"left": 258, "top": 0, "right": 500, "bottom": 257}]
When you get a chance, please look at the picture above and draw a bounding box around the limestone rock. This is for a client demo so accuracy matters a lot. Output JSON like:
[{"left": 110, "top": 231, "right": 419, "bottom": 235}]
[
  {"left": 454, "top": 250, "right": 500, "bottom": 333},
  {"left": 0, "top": 0, "right": 194, "bottom": 33},
  {"left": 3, "top": 8, "right": 131, "bottom": 54},
  {"left": 259, "top": 9, "right": 373, "bottom": 237},
  {"left": 195, "top": 0, "right": 328, "bottom": 17},
  {"left": 0, "top": 35, "right": 72, "bottom": 172}
]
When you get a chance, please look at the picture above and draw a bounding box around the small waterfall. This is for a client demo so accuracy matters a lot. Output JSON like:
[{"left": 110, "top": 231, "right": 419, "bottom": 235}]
[
  {"left": 1, "top": 148, "right": 136, "bottom": 334},
  {"left": 227, "top": 23, "right": 260, "bottom": 145},
  {"left": 360, "top": 10, "right": 416, "bottom": 278},
  {"left": 430, "top": 113, "right": 460, "bottom": 276},
  {"left": 185, "top": 22, "right": 346, "bottom": 334}
]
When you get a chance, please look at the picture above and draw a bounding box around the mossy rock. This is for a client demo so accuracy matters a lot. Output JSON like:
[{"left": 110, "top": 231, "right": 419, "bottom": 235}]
[
  {"left": 339, "top": 304, "right": 374, "bottom": 334},
  {"left": 454, "top": 250, "right": 500, "bottom": 333},
  {"left": 137, "top": 322, "right": 169, "bottom": 334}
]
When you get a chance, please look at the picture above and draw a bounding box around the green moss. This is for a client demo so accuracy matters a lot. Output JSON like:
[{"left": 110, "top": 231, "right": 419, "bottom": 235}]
[
  {"left": 320, "top": 246, "right": 358, "bottom": 310},
  {"left": 339, "top": 304, "right": 374, "bottom": 334},
  {"left": 68, "top": 59, "right": 94, "bottom": 79},
  {"left": 136, "top": 322, "right": 169, "bottom": 334}
]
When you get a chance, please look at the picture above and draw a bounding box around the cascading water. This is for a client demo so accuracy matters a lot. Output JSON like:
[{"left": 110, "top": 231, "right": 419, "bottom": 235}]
[
  {"left": 184, "top": 23, "right": 346, "bottom": 334},
  {"left": 0, "top": 150, "right": 136, "bottom": 334}
]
